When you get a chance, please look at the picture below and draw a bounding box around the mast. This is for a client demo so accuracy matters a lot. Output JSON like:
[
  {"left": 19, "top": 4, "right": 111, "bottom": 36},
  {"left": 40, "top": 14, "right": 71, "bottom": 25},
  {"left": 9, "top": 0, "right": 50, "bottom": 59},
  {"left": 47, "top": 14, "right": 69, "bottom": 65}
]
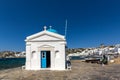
[{"left": 65, "top": 19, "right": 67, "bottom": 38}]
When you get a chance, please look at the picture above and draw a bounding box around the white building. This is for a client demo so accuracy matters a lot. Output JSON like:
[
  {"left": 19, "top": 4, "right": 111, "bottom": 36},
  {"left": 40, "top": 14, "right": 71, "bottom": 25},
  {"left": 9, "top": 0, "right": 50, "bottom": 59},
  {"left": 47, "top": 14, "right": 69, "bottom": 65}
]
[
  {"left": 25, "top": 26, "right": 66, "bottom": 70},
  {"left": 115, "top": 44, "right": 120, "bottom": 54}
]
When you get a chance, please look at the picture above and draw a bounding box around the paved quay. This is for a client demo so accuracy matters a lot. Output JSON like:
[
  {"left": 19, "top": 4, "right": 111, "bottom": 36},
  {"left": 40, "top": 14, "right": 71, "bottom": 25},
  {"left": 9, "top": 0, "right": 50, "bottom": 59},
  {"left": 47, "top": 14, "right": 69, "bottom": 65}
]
[{"left": 0, "top": 60, "right": 120, "bottom": 80}]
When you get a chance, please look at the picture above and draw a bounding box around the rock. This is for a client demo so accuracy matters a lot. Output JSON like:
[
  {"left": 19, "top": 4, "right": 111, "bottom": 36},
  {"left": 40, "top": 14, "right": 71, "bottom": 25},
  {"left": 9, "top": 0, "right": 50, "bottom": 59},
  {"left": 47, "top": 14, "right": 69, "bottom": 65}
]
[{"left": 110, "top": 60, "right": 114, "bottom": 63}]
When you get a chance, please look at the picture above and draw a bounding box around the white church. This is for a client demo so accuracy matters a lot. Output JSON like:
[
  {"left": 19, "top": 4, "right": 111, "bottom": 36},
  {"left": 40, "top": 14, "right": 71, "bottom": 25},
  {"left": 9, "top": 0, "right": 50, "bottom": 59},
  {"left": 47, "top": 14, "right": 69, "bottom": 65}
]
[{"left": 25, "top": 26, "right": 67, "bottom": 70}]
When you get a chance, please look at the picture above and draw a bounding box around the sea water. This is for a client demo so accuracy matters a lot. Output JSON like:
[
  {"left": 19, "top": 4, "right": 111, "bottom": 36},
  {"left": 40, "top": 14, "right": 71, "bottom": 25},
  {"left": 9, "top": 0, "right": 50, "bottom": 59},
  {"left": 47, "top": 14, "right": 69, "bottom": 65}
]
[
  {"left": 0, "top": 58, "right": 25, "bottom": 70},
  {"left": 70, "top": 56, "right": 85, "bottom": 60}
]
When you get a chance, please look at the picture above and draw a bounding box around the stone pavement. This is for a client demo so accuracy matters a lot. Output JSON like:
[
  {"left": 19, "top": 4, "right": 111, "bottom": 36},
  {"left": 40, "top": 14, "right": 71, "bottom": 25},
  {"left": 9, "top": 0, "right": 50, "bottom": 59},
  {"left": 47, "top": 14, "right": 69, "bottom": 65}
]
[{"left": 0, "top": 60, "right": 120, "bottom": 80}]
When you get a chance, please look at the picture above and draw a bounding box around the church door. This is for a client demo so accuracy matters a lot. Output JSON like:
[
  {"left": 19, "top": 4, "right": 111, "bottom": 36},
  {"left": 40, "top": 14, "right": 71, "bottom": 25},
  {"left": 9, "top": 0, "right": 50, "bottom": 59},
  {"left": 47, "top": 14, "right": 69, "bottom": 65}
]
[
  {"left": 41, "top": 51, "right": 47, "bottom": 68},
  {"left": 41, "top": 51, "right": 51, "bottom": 68}
]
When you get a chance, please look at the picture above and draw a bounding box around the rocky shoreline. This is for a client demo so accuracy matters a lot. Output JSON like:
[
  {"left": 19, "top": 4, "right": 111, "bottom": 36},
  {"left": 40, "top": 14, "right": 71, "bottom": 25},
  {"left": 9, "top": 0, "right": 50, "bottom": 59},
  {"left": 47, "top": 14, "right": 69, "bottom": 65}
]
[{"left": 0, "top": 51, "right": 25, "bottom": 58}]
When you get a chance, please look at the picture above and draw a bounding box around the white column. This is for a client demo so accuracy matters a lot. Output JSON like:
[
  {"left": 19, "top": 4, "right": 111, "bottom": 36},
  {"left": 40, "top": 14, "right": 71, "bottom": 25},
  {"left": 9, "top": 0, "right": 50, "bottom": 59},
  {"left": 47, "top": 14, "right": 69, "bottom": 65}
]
[
  {"left": 61, "top": 44, "right": 66, "bottom": 70},
  {"left": 51, "top": 50, "right": 55, "bottom": 70},
  {"left": 25, "top": 44, "right": 31, "bottom": 70}
]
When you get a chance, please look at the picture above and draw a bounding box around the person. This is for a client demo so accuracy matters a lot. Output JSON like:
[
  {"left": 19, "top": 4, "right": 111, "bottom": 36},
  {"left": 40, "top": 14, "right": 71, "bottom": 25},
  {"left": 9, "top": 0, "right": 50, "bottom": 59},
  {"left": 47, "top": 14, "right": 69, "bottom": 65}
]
[
  {"left": 66, "top": 60, "right": 71, "bottom": 70},
  {"left": 101, "top": 54, "right": 108, "bottom": 66}
]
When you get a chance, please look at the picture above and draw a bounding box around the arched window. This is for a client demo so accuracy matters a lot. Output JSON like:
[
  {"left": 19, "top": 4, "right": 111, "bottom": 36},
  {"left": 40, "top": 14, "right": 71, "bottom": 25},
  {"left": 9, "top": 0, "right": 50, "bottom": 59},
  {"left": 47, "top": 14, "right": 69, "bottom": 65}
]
[
  {"left": 55, "top": 50, "right": 60, "bottom": 58},
  {"left": 31, "top": 51, "right": 36, "bottom": 59}
]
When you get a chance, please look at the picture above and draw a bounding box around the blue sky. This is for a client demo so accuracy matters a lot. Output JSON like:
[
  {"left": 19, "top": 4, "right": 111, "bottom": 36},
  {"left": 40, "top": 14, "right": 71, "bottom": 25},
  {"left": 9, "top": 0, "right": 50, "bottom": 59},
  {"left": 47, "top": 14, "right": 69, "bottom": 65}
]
[{"left": 0, "top": 0, "right": 120, "bottom": 51}]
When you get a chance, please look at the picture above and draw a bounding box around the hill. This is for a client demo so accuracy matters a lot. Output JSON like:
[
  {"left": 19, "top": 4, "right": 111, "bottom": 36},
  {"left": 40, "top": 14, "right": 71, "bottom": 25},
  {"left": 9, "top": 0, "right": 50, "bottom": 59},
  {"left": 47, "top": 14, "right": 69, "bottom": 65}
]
[{"left": 0, "top": 51, "right": 25, "bottom": 58}]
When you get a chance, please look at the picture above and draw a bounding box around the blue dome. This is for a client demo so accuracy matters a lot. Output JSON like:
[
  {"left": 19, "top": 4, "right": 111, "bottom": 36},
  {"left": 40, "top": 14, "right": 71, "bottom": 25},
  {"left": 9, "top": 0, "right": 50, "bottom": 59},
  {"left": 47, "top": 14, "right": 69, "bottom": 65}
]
[{"left": 47, "top": 29, "right": 57, "bottom": 33}]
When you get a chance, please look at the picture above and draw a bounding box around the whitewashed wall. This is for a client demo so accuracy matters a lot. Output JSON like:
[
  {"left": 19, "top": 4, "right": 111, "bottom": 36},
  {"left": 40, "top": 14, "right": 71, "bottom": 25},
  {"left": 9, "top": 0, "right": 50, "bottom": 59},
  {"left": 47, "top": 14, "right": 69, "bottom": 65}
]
[{"left": 25, "top": 41, "right": 66, "bottom": 70}]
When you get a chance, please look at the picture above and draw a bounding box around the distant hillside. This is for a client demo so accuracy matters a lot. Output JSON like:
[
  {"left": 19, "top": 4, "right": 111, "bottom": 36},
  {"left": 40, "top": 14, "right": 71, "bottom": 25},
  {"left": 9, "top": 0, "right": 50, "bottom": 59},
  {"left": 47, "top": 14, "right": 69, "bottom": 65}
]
[
  {"left": 66, "top": 48, "right": 86, "bottom": 54},
  {"left": 0, "top": 51, "right": 25, "bottom": 58},
  {"left": 66, "top": 45, "right": 115, "bottom": 55}
]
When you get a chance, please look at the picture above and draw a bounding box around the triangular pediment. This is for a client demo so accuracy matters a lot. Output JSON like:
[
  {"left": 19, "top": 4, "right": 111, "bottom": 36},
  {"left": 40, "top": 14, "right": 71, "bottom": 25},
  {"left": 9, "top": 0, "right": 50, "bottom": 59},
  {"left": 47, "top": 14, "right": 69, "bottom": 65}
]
[{"left": 25, "top": 31, "right": 65, "bottom": 42}]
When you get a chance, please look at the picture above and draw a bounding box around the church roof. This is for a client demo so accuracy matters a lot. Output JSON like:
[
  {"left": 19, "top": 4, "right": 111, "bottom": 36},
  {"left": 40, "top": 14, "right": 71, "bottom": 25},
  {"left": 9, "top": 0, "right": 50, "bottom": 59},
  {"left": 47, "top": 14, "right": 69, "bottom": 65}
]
[
  {"left": 25, "top": 26, "right": 65, "bottom": 42},
  {"left": 47, "top": 28, "right": 57, "bottom": 33}
]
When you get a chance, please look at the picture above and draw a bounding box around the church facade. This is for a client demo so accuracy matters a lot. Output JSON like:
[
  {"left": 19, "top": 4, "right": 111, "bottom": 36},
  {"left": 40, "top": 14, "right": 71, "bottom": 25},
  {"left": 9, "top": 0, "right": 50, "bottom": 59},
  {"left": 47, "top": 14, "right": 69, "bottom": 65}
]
[{"left": 25, "top": 26, "right": 66, "bottom": 70}]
